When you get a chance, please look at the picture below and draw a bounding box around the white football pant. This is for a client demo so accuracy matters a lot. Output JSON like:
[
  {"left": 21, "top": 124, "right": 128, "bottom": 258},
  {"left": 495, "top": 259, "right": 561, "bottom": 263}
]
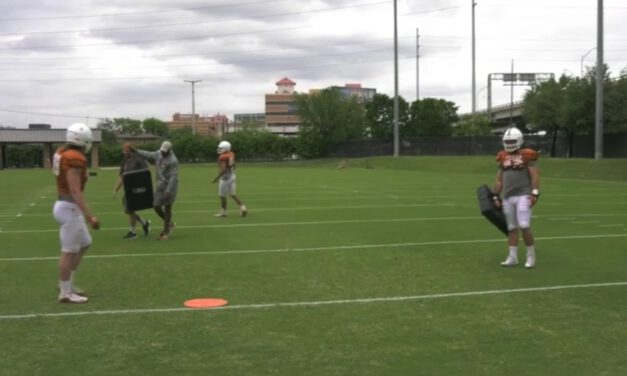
[
  {"left": 53, "top": 201, "right": 92, "bottom": 253},
  {"left": 502, "top": 195, "right": 532, "bottom": 231}
]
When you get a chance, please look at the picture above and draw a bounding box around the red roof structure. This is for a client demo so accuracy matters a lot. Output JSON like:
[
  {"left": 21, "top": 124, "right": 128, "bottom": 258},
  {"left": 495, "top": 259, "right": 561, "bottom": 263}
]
[{"left": 276, "top": 77, "right": 296, "bottom": 86}]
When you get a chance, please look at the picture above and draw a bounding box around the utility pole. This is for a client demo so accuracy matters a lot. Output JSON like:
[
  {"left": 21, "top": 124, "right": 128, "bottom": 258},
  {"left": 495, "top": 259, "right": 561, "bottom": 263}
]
[
  {"left": 595, "top": 0, "right": 604, "bottom": 159},
  {"left": 393, "top": 0, "right": 399, "bottom": 157},
  {"left": 510, "top": 59, "right": 514, "bottom": 125},
  {"left": 416, "top": 28, "right": 420, "bottom": 100},
  {"left": 471, "top": 0, "right": 477, "bottom": 113},
  {"left": 184, "top": 80, "right": 201, "bottom": 135}
]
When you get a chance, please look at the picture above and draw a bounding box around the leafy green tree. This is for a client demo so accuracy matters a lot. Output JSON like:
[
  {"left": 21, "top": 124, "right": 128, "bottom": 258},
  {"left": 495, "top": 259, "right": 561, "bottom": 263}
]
[
  {"left": 142, "top": 117, "right": 169, "bottom": 136},
  {"left": 523, "top": 76, "right": 568, "bottom": 156},
  {"left": 406, "top": 98, "right": 458, "bottom": 137},
  {"left": 114, "top": 118, "right": 143, "bottom": 135},
  {"left": 96, "top": 118, "right": 118, "bottom": 144},
  {"left": 295, "top": 88, "right": 366, "bottom": 158},
  {"left": 606, "top": 74, "right": 627, "bottom": 132},
  {"left": 364, "top": 93, "right": 409, "bottom": 139},
  {"left": 453, "top": 113, "right": 492, "bottom": 136}
]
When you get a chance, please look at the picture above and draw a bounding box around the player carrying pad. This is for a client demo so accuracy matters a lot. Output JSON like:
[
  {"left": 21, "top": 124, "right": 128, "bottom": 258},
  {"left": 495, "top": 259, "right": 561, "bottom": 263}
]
[
  {"left": 122, "top": 168, "right": 154, "bottom": 212},
  {"left": 476, "top": 184, "right": 508, "bottom": 236}
]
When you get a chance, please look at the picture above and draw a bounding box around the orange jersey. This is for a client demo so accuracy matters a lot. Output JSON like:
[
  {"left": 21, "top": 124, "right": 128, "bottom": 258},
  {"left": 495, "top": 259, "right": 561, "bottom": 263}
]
[
  {"left": 496, "top": 148, "right": 538, "bottom": 170},
  {"left": 53, "top": 146, "right": 88, "bottom": 196},
  {"left": 218, "top": 151, "right": 235, "bottom": 168}
]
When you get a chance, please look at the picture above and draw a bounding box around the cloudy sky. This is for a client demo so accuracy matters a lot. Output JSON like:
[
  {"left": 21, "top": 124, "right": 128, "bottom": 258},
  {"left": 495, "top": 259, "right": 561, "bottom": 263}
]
[{"left": 0, "top": 0, "right": 625, "bottom": 129}]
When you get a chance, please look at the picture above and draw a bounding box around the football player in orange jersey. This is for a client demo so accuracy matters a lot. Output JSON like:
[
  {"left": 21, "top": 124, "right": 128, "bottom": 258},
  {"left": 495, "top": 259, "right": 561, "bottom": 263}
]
[
  {"left": 212, "top": 140, "right": 247, "bottom": 217},
  {"left": 492, "top": 127, "right": 540, "bottom": 269},
  {"left": 52, "top": 123, "right": 100, "bottom": 303}
]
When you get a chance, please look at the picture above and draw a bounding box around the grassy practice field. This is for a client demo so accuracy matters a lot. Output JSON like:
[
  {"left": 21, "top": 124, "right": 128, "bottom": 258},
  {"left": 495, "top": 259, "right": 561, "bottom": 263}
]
[{"left": 1, "top": 156, "right": 626, "bottom": 376}]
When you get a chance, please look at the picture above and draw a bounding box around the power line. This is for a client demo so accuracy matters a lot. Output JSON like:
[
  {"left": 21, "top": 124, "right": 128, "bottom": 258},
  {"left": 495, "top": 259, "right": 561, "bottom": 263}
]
[
  {"left": 0, "top": 0, "right": 290, "bottom": 22},
  {"left": 1, "top": 0, "right": 390, "bottom": 36}
]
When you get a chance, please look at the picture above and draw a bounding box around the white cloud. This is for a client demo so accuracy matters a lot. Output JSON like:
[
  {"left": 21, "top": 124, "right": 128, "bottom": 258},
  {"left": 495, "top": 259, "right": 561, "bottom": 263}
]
[{"left": 0, "top": 0, "right": 625, "bottom": 128}]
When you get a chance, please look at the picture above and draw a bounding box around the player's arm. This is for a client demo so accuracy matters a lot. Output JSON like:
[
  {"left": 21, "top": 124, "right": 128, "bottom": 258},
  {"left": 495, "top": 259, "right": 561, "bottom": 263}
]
[
  {"left": 113, "top": 175, "right": 123, "bottom": 198},
  {"left": 493, "top": 169, "right": 504, "bottom": 208},
  {"left": 212, "top": 160, "right": 227, "bottom": 183},
  {"left": 528, "top": 165, "right": 540, "bottom": 206},
  {"left": 132, "top": 147, "right": 157, "bottom": 161},
  {"left": 67, "top": 168, "right": 99, "bottom": 229}
]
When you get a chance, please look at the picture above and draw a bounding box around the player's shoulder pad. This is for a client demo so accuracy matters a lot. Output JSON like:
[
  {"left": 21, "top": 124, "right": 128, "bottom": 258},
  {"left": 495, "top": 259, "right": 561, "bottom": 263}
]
[
  {"left": 62, "top": 149, "right": 87, "bottom": 167},
  {"left": 496, "top": 150, "right": 507, "bottom": 162},
  {"left": 520, "top": 148, "right": 538, "bottom": 161}
]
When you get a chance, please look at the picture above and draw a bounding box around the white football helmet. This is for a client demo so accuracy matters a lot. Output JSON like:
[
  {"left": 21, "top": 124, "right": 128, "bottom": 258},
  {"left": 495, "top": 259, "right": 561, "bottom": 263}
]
[
  {"left": 502, "top": 127, "right": 523, "bottom": 152},
  {"left": 217, "top": 140, "right": 231, "bottom": 154},
  {"left": 66, "top": 123, "right": 93, "bottom": 152}
]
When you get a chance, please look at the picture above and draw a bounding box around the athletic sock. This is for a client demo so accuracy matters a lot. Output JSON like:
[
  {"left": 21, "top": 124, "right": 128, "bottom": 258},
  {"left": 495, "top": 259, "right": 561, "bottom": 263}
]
[
  {"left": 508, "top": 246, "right": 518, "bottom": 259},
  {"left": 60, "top": 280, "right": 72, "bottom": 295},
  {"left": 526, "top": 245, "right": 535, "bottom": 256}
]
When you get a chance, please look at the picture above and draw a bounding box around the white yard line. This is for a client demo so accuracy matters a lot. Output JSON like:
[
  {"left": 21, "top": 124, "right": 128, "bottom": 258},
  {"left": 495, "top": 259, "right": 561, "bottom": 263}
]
[
  {"left": 2, "top": 233, "right": 626, "bottom": 262},
  {"left": 5, "top": 203, "right": 456, "bottom": 218},
  {"left": 1, "top": 281, "right": 625, "bottom": 320},
  {"left": 2, "top": 213, "right": 626, "bottom": 234}
]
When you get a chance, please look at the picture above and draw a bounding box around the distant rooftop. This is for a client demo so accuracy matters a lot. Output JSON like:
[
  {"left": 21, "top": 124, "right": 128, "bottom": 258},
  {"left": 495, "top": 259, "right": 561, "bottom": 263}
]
[{"left": 0, "top": 128, "right": 102, "bottom": 143}]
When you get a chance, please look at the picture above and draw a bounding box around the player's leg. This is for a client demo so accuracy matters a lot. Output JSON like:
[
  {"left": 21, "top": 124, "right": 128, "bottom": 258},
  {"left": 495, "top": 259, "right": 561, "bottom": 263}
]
[
  {"left": 163, "top": 204, "right": 172, "bottom": 234},
  {"left": 517, "top": 196, "right": 536, "bottom": 268},
  {"left": 228, "top": 180, "right": 247, "bottom": 217},
  {"left": 122, "top": 197, "right": 138, "bottom": 239},
  {"left": 215, "top": 180, "right": 228, "bottom": 217},
  {"left": 54, "top": 202, "right": 89, "bottom": 303},
  {"left": 501, "top": 196, "right": 520, "bottom": 266}
]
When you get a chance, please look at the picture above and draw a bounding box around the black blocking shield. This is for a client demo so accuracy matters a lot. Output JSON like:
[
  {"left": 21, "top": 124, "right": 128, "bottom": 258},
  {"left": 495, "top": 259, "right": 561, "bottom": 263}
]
[
  {"left": 122, "top": 168, "right": 154, "bottom": 212},
  {"left": 476, "top": 184, "right": 508, "bottom": 236}
]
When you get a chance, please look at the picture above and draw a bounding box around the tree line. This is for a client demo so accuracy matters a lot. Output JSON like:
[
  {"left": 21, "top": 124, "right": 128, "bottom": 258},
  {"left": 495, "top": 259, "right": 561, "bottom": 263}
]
[
  {"left": 523, "top": 65, "right": 627, "bottom": 156},
  {"left": 5, "top": 65, "right": 625, "bottom": 167}
]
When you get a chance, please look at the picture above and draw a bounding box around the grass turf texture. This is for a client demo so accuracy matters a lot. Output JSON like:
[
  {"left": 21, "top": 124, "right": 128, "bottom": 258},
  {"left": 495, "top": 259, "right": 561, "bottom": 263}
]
[{"left": 1, "top": 156, "right": 626, "bottom": 376}]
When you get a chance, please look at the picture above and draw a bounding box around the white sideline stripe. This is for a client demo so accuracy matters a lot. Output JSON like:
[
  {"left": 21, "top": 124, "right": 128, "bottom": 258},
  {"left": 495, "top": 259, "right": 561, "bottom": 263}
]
[
  {"left": 2, "top": 233, "right": 626, "bottom": 262},
  {"left": 1, "top": 281, "right": 626, "bottom": 320},
  {"left": 0, "top": 203, "right": 453, "bottom": 218},
  {"left": 0, "top": 216, "right": 488, "bottom": 234},
  {"left": 2, "top": 213, "right": 626, "bottom": 234},
  {"left": 598, "top": 224, "right": 625, "bottom": 228}
]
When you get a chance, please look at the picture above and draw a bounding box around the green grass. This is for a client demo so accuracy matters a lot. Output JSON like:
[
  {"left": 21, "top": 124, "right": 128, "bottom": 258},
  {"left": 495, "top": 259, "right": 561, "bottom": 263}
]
[{"left": 1, "top": 157, "right": 627, "bottom": 376}]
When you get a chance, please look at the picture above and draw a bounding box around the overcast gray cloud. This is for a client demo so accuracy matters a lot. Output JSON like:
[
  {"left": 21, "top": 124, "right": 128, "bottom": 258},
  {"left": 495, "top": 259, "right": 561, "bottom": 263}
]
[{"left": 0, "top": 0, "right": 626, "bottom": 128}]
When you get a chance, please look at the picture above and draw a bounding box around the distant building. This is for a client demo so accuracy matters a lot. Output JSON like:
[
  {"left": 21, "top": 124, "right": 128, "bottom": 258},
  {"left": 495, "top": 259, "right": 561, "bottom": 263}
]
[
  {"left": 167, "top": 113, "right": 227, "bottom": 137},
  {"left": 331, "top": 83, "right": 376, "bottom": 103},
  {"left": 28, "top": 124, "right": 51, "bottom": 130},
  {"left": 265, "top": 77, "right": 300, "bottom": 137},
  {"left": 232, "top": 113, "right": 266, "bottom": 133}
]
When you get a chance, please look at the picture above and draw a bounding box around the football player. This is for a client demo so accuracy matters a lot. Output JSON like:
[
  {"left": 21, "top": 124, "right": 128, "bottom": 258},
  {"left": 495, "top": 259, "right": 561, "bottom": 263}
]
[
  {"left": 129, "top": 141, "right": 178, "bottom": 240},
  {"left": 52, "top": 123, "right": 100, "bottom": 303},
  {"left": 212, "top": 141, "right": 247, "bottom": 217},
  {"left": 492, "top": 127, "right": 541, "bottom": 268},
  {"left": 112, "top": 143, "right": 151, "bottom": 239}
]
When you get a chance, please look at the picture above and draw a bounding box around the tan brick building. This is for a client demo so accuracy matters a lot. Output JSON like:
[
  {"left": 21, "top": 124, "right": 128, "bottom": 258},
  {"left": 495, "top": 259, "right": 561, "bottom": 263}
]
[
  {"left": 167, "top": 113, "right": 228, "bottom": 138},
  {"left": 265, "top": 77, "right": 300, "bottom": 137}
]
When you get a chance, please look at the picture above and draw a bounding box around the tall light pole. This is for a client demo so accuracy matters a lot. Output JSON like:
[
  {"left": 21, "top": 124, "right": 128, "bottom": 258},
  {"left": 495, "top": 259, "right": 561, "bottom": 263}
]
[
  {"left": 509, "top": 59, "right": 514, "bottom": 125},
  {"left": 184, "top": 80, "right": 201, "bottom": 135},
  {"left": 471, "top": 0, "right": 477, "bottom": 113},
  {"left": 595, "top": 0, "right": 604, "bottom": 160},
  {"left": 393, "top": 0, "right": 399, "bottom": 157},
  {"left": 580, "top": 47, "right": 596, "bottom": 76}
]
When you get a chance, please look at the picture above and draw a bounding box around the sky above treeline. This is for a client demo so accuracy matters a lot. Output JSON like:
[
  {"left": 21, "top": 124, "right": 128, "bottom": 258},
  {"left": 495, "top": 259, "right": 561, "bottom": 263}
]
[{"left": 0, "top": 0, "right": 625, "bottom": 128}]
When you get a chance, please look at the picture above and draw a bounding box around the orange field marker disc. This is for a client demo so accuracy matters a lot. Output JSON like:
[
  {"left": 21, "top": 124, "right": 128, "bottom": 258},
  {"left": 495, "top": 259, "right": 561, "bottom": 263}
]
[{"left": 184, "top": 298, "right": 228, "bottom": 309}]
